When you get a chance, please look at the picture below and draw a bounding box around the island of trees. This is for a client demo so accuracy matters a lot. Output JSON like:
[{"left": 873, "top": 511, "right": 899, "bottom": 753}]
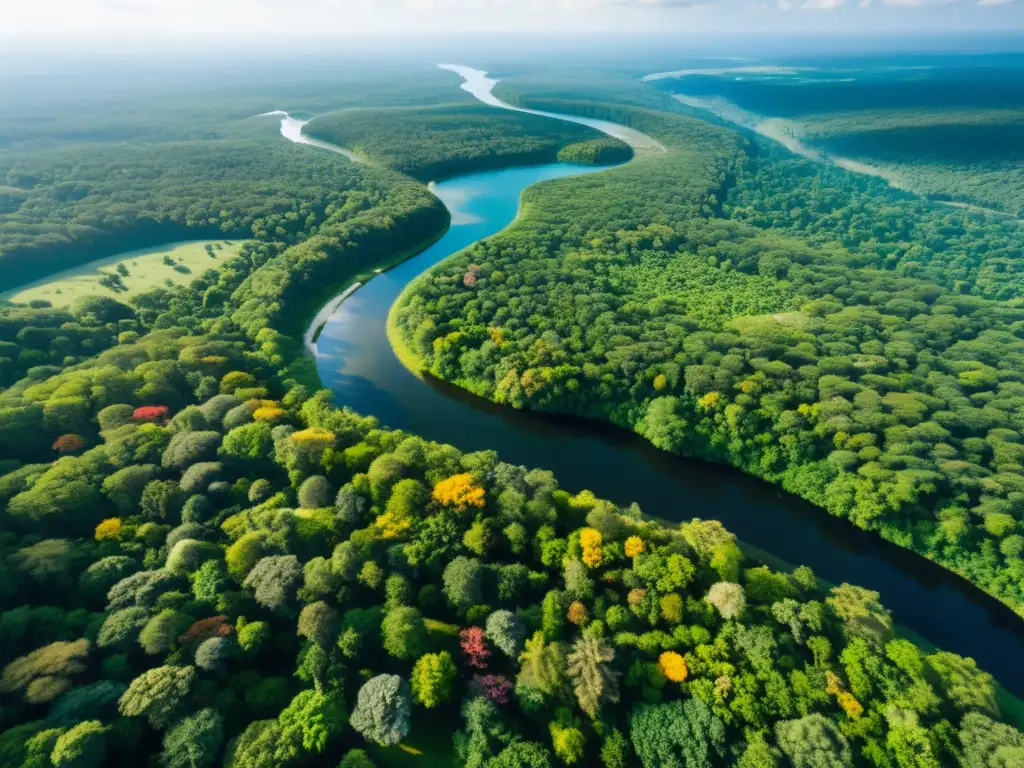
[{"left": 304, "top": 103, "right": 631, "bottom": 183}]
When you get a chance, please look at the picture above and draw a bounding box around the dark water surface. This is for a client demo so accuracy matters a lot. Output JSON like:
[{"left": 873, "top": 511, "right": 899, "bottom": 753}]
[{"left": 311, "top": 160, "right": 1024, "bottom": 696}]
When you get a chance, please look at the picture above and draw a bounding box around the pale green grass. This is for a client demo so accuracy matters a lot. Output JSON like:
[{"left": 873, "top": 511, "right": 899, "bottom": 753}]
[{"left": 4, "top": 240, "right": 241, "bottom": 307}]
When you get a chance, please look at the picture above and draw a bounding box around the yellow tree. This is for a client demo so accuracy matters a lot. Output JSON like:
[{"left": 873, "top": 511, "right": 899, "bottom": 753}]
[{"left": 432, "top": 473, "right": 485, "bottom": 511}]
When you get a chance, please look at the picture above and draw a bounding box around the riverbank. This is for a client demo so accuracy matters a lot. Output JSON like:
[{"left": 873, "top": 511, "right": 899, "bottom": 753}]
[{"left": 302, "top": 64, "right": 1024, "bottom": 695}]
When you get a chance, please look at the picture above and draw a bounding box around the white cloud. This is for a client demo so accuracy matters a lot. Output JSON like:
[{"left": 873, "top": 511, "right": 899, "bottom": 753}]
[
  {"left": 882, "top": 0, "right": 961, "bottom": 6},
  {"left": 1, "top": 0, "right": 1021, "bottom": 38}
]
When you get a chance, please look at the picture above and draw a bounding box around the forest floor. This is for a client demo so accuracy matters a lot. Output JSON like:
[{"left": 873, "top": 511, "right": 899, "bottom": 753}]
[{"left": 3, "top": 239, "right": 241, "bottom": 307}]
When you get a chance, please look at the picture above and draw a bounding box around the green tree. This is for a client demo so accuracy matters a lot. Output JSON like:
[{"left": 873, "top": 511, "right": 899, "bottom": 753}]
[
  {"left": 298, "top": 475, "right": 332, "bottom": 508},
  {"left": 567, "top": 635, "right": 620, "bottom": 718},
  {"left": 774, "top": 714, "right": 853, "bottom": 768},
  {"left": 925, "top": 651, "right": 999, "bottom": 717},
  {"left": 381, "top": 606, "right": 428, "bottom": 661},
  {"left": 220, "top": 423, "right": 273, "bottom": 462},
  {"left": 195, "top": 637, "right": 232, "bottom": 672},
  {"left": 443, "top": 556, "right": 484, "bottom": 611},
  {"left": 629, "top": 698, "right": 727, "bottom": 768},
  {"left": 279, "top": 689, "right": 344, "bottom": 755},
  {"left": 411, "top": 651, "right": 457, "bottom": 709},
  {"left": 102, "top": 464, "right": 160, "bottom": 514},
  {"left": 349, "top": 674, "right": 412, "bottom": 747},
  {"left": 243, "top": 555, "right": 303, "bottom": 613},
  {"left": 138, "top": 610, "right": 191, "bottom": 656},
  {"left": 486, "top": 610, "right": 525, "bottom": 659},
  {"left": 119, "top": 665, "right": 196, "bottom": 728},
  {"left": 0, "top": 638, "right": 90, "bottom": 705},
  {"left": 160, "top": 708, "right": 223, "bottom": 768},
  {"left": 827, "top": 584, "right": 893, "bottom": 645},
  {"left": 298, "top": 601, "right": 340, "bottom": 647},
  {"left": 50, "top": 720, "right": 107, "bottom": 768}
]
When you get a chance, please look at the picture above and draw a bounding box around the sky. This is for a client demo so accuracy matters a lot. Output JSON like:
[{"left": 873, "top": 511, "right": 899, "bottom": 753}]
[{"left": 0, "top": 0, "right": 1021, "bottom": 41}]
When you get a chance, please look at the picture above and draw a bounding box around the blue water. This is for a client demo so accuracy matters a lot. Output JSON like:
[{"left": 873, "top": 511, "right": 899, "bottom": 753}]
[{"left": 314, "top": 162, "right": 600, "bottom": 432}]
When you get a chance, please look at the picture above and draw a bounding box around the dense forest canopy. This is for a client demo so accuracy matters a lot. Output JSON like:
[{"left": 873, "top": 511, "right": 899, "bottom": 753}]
[
  {"left": 304, "top": 103, "right": 631, "bottom": 182},
  {"left": 394, "top": 77, "right": 1024, "bottom": 619},
  {"left": 1, "top": 50, "right": 1024, "bottom": 768},
  {"left": 0, "top": 62, "right": 472, "bottom": 292}
]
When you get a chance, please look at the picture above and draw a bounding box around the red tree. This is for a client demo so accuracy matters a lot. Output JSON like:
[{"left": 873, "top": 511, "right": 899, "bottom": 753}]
[
  {"left": 132, "top": 405, "right": 169, "bottom": 423},
  {"left": 473, "top": 674, "right": 512, "bottom": 704},
  {"left": 179, "top": 616, "right": 233, "bottom": 644},
  {"left": 459, "top": 626, "right": 490, "bottom": 670}
]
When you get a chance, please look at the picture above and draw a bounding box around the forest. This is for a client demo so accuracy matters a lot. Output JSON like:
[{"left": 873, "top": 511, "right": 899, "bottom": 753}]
[
  {"left": 1, "top": 269, "right": 1022, "bottom": 766},
  {"left": 393, "top": 89, "right": 1024, "bottom": 618},
  {"left": 304, "top": 104, "right": 630, "bottom": 182},
  {"left": 1, "top": 51, "right": 1024, "bottom": 768},
  {"left": 645, "top": 58, "right": 1024, "bottom": 215}
]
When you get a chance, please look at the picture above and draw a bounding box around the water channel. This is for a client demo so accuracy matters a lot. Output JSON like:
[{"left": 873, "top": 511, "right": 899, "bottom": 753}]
[{"left": 280, "top": 65, "right": 1024, "bottom": 696}]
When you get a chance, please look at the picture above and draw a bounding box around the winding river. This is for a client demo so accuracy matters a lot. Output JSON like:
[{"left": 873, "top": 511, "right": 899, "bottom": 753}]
[{"left": 280, "top": 65, "right": 1024, "bottom": 696}]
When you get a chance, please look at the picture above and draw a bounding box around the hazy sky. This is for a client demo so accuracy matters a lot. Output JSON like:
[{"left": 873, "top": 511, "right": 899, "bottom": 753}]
[{"left": 1, "top": 0, "right": 1021, "bottom": 40}]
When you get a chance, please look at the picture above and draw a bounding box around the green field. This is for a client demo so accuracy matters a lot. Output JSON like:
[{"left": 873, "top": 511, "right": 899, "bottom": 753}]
[{"left": 3, "top": 239, "right": 241, "bottom": 307}]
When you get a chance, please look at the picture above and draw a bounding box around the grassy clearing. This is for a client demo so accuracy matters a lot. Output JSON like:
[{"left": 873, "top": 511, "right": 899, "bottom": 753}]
[
  {"left": 368, "top": 710, "right": 458, "bottom": 768},
  {"left": 3, "top": 240, "right": 241, "bottom": 307}
]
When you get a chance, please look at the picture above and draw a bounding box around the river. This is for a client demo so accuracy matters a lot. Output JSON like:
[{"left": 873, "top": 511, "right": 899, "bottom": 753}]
[{"left": 278, "top": 65, "right": 1024, "bottom": 697}]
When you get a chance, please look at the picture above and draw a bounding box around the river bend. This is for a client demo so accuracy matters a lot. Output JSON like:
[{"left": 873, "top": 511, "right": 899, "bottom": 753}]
[{"left": 273, "top": 65, "right": 1024, "bottom": 696}]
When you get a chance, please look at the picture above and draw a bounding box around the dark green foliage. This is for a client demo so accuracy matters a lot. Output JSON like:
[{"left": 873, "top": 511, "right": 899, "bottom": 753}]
[
  {"left": 630, "top": 698, "right": 727, "bottom": 768},
  {"left": 160, "top": 708, "right": 224, "bottom": 768},
  {"left": 180, "top": 462, "right": 223, "bottom": 495},
  {"left": 47, "top": 680, "right": 127, "bottom": 726}
]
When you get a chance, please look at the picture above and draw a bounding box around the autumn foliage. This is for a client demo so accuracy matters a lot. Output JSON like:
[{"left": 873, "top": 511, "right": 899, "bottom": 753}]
[
  {"left": 658, "top": 651, "right": 688, "bottom": 682},
  {"left": 94, "top": 518, "right": 122, "bottom": 541},
  {"left": 375, "top": 511, "right": 412, "bottom": 540},
  {"left": 624, "top": 536, "right": 645, "bottom": 558},
  {"left": 627, "top": 588, "right": 647, "bottom": 607},
  {"left": 473, "top": 674, "right": 512, "bottom": 704},
  {"left": 567, "top": 601, "right": 588, "bottom": 626},
  {"left": 459, "top": 627, "right": 490, "bottom": 670},
  {"left": 132, "top": 405, "right": 169, "bottom": 423},
  {"left": 52, "top": 433, "right": 85, "bottom": 454},
  {"left": 253, "top": 406, "right": 286, "bottom": 422},
  {"left": 826, "top": 671, "right": 864, "bottom": 719},
  {"left": 179, "top": 616, "right": 234, "bottom": 644},
  {"left": 433, "top": 473, "right": 485, "bottom": 511},
  {"left": 580, "top": 527, "right": 603, "bottom": 568}
]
